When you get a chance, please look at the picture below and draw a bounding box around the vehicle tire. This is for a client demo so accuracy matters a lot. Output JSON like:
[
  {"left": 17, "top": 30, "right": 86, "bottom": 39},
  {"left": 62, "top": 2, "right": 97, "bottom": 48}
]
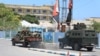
[
  {"left": 74, "top": 43, "right": 80, "bottom": 51},
  {"left": 12, "top": 41, "right": 16, "bottom": 46},
  {"left": 23, "top": 42, "right": 28, "bottom": 47},
  {"left": 87, "top": 47, "right": 93, "bottom": 51},
  {"left": 72, "top": 45, "right": 74, "bottom": 50},
  {"left": 59, "top": 42, "right": 64, "bottom": 49}
]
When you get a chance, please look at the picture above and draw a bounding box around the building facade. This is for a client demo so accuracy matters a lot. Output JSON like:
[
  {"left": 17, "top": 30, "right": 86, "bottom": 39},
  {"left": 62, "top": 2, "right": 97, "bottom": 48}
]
[
  {"left": 66, "top": 17, "right": 100, "bottom": 30},
  {"left": 86, "top": 17, "right": 100, "bottom": 22},
  {"left": 6, "top": 4, "right": 53, "bottom": 20}
]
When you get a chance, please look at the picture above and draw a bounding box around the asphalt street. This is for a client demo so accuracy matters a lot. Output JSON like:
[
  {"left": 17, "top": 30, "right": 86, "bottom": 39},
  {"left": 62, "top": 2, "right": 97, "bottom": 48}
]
[
  {"left": 0, "top": 38, "right": 100, "bottom": 56},
  {"left": 0, "top": 39, "right": 61, "bottom": 56},
  {"left": 41, "top": 43, "right": 100, "bottom": 56}
]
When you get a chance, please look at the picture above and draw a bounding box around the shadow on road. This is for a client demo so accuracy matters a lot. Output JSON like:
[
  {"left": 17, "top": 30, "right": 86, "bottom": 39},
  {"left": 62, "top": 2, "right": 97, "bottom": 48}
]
[{"left": 63, "top": 47, "right": 96, "bottom": 52}]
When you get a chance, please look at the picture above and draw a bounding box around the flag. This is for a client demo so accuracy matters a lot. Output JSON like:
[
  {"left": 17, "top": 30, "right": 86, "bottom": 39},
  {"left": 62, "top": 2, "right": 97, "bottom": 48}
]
[
  {"left": 53, "top": 0, "right": 59, "bottom": 16},
  {"left": 66, "top": 0, "right": 73, "bottom": 26},
  {"left": 52, "top": 0, "right": 59, "bottom": 23},
  {"left": 52, "top": 0, "right": 60, "bottom": 30}
]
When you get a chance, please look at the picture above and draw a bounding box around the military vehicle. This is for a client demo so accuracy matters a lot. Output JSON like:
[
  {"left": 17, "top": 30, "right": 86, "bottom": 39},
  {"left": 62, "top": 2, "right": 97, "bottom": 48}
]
[
  {"left": 11, "top": 29, "right": 42, "bottom": 47},
  {"left": 58, "top": 23, "right": 98, "bottom": 51}
]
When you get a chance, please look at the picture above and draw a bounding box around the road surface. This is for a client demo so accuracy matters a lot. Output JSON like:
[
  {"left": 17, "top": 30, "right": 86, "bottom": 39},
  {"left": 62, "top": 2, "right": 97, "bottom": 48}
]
[
  {"left": 0, "top": 38, "right": 100, "bottom": 56},
  {"left": 0, "top": 39, "right": 61, "bottom": 56},
  {"left": 43, "top": 43, "right": 100, "bottom": 56}
]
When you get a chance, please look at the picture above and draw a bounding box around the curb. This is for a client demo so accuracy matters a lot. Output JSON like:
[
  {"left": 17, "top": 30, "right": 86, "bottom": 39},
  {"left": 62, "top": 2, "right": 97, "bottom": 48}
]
[
  {"left": 0, "top": 38, "right": 11, "bottom": 40},
  {"left": 28, "top": 48, "right": 74, "bottom": 56},
  {"left": 28, "top": 48, "right": 94, "bottom": 56},
  {"left": 95, "top": 47, "right": 100, "bottom": 49}
]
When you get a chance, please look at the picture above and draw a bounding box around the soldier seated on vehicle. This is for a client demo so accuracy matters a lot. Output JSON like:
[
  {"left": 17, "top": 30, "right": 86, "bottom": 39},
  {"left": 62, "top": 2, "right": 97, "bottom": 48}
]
[
  {"left": 15, "top": 31, "right": 21, "bottom": 37},
  {"left": 73, "top": 24, "right": 78, "bottom": 30}
]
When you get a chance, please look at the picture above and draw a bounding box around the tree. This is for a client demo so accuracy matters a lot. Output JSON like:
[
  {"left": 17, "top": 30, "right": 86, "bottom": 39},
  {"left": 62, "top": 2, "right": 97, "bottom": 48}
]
[
  {"left": 92, "top": 21, "right": 100, "bottom": 32},
  {"left": 22, "top": 14, "right": 39, "bottom": 24},
  {"left": 0, "top": 3, "right": 20, "bottom": 30}
]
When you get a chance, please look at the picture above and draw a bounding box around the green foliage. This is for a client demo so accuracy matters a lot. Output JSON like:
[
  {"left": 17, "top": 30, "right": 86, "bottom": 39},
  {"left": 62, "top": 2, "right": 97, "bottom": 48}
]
[
  {"left": 22, "top": 14, "right": 39, "bottom": 24},
  {"left": 50, "top": 20, "right": 53, "bottom": 23},
  {"left": 0, "top": 3, "right": 20, "bottom": 30},
  {"left": 92, "top": 21, "right": 100, "bottom": 32}
]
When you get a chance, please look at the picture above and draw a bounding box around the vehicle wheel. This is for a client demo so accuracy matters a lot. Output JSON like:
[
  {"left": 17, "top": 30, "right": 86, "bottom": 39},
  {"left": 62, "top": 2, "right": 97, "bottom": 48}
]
[
  {"left": 87, "top": 47, "right": 93, "bottom": 51},
  {"left": 12, "top": 41, "right": 15, "bottom": 46},
  {"left": 74, "top": 43, "right": 80, "bottom": 51},
  {"left": 59, "top": 42, "right": 64, "bottom": 49},
  {"left": 72, "top": 45, "right": 74, "bottom": 50},
  {"left": 23, "top": 42, "right": 28, "bottom": 47}
]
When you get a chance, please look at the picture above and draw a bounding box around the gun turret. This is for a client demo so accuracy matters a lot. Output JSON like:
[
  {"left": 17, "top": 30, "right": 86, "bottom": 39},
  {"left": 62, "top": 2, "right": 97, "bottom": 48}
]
[{"left": 73, "top": 23, "right": 86, "bottom": 30}]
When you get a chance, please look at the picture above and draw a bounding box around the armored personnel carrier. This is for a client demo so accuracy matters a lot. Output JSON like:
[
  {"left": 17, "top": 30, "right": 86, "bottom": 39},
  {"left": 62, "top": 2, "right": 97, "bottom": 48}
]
[
  {"left": 11, "top": 29, "right": 42, "bottom": 47},
  {"left": 58, "top": 23, "right": 98, "bottom": 51}
]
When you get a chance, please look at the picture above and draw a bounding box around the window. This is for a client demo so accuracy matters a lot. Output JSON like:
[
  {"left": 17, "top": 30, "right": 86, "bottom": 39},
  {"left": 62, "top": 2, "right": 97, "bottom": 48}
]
[
  {"left": 33, "top": 10, "right": 40, "bottom": 14},
  {"left": 26, "top": 9, "right": 30, "bottom": 12},
  {"left": 75, "top": 33, "right": 77, "bottom": 35},
  {"left": 72, "top": 33, "right": 75, "bottom": 36},
  {"left": 18, "top": 9, "right": 22, "bottom": 12},
  {"left": 38, "top": 10, "right": 41, "bottom": 14},
  {"left": 85, "top": 34, "right": 89, "bottom": 36},
  {"left": 33, "top": 10, "right": 36, "bottom": 13},
  {"left": 92, "top": 34, "right": 95, "bottom": 36},
  {"left": 43, "top": 16, "right": 46, "bottom": 19},
  {"left": 50, "top": 11, "right": 53, "bottom": 14},
  {"left": 72, "top": 33, "right": 80, "bottom": 36},
  {"left": 42, "top": 10, "right": 47, "bottom": 13},
  {"left": 78, "top": 33, "right": 80, "bottom": 35}
]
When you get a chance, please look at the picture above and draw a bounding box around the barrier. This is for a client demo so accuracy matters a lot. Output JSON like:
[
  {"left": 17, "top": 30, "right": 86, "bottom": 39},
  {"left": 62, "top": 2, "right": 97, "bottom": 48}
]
[
  {"left": 0, "top": 31, "right": 5, "bottom": 38},
  {"left": 43, "top": 32, "right": 53, "bottom": 43},
  {"left": 54, "top": 32, "right": 65, "bottom": 43}
]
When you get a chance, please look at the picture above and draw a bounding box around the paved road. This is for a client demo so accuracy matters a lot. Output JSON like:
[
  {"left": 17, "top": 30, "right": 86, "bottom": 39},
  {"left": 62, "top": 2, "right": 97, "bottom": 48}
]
[
  {"left": 1, "top": 39, "right": 100, "bottom": 56},
  {"left": 0, "top": 39, "right": 61, "bottom": 56},
  {"left": 43, "top": 43, "right": 100, "bottom": 56}
]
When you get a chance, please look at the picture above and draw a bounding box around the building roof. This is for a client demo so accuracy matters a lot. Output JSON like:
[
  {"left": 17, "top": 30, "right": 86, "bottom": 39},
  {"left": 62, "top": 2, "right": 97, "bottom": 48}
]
[{"left": 5, "top": 4, "right": 53, "bottom": 10}]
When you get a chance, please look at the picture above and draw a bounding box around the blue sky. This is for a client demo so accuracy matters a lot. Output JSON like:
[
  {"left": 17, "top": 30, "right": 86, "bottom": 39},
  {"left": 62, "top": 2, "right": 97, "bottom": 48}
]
[{"left": 0, "top": 0, "right": 100, "bottom": 20}]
